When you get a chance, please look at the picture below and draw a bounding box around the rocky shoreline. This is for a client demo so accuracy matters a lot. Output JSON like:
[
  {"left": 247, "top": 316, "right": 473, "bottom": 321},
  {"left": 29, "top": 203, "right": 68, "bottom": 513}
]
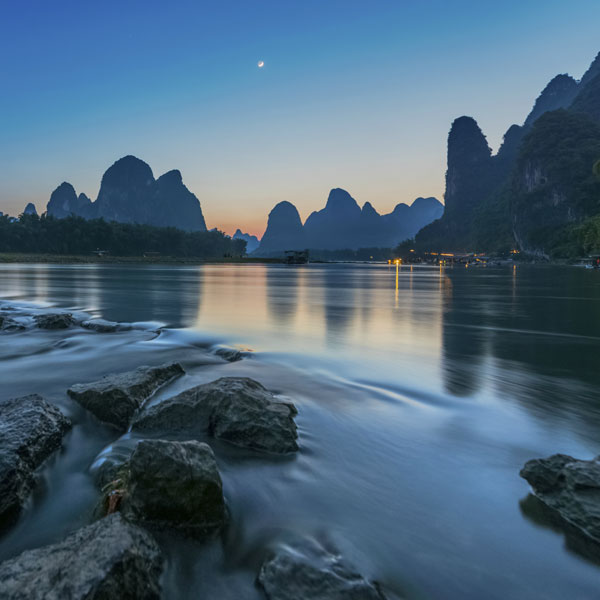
[
  {"left": 3, "top": 300, "right": 600, "bottom": 598},
  {"left": 520, "top": 453, "right": 600, "bottom": 559},
  {"left": 0, "top": 302, "right": 397, "bottom": 599}
]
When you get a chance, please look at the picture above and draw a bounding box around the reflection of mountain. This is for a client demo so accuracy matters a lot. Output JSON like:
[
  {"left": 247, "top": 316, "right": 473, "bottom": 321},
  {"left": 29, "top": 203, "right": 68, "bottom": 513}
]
[
  {"left": 254, "top": 189, "right": 442, "bottom": 255},
  {"left": 441, "top": 268, "right": 600, "bottom": 408},
  {"left": 93, "top": 267, "right": 202, "bottom": 326},
  {"left": 321, "top": 267, "right": 356, "bottom": 346},
  {"left": 265, "top": 267, "right": 300, "bottom": 327},
  {"left": 25, "top": 265, "right": 202, "bottom": 327},
  {"left": 441, "top": 270, "right": 487, "bottom": 396}
]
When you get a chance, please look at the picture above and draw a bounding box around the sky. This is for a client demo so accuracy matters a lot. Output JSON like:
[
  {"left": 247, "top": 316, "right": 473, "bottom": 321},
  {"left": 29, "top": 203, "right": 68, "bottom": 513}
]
[{"left": 1, "top": 1, "right": 599, "bottom": 237}]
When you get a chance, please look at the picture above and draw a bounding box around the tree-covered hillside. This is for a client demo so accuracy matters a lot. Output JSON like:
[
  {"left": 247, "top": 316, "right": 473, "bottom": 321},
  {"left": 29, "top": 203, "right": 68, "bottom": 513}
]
[
  {"left": 510, "top": 110, "right": 600, "bottom": 255},
  {"left": 415, "top": 51, "right": 600, "bottom": 258}
]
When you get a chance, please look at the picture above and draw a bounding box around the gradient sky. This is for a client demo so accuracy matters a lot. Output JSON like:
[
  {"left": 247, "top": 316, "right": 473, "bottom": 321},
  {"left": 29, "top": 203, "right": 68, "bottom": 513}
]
[{"left": 1, "top": 1, "right": 599, "bottom": 237}]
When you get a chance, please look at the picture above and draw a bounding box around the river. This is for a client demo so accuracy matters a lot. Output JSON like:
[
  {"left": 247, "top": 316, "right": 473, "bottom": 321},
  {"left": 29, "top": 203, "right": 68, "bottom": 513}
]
[{"left": 1, "top": 262, "right": 599, "bottom": 599}]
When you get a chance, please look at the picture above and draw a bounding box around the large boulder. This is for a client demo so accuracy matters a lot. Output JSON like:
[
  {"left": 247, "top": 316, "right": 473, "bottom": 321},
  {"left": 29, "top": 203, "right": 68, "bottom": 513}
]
[
  {"left": 258, "top": 538, "right": 390, "bottom": 600},
  {"left": 0, "top": 513, "right": 163, "bottom": 599},
  {"left": 34, "top": 312, "right": 74, "bottom": 329},
  {"left": 0, "top": 395, "right": 71, "bottom": 530},
  {"left": 520, "top": 454, "right": 600, "bottom": 544},
  {"left": 102, "top": 440, "right": 226, "bottom": 536},
  {"left": 68, "top": 362, "right": 184, "bottom": 430},
  {"left": 133, "top": 377, "right": 298, "bottom": 454}
]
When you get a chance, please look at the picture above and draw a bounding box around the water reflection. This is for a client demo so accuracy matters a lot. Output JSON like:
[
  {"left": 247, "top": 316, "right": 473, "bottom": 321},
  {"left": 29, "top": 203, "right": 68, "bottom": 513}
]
[
  {"left": 265, "top": 267, "right": 300, "bottom": 327},
  {"left": 441, "top": 269, "right": 488, "bottom": 396},
  {"left": 322, "top": 267, "right": 357, "bottom": 347},
  {"left": 2, "top": 263, "right": 600, "bottom": 599},
  {"left": 3, "top": 263, "right": 600, "bottom": 405},
  {"left": 440, "top": 267, "right": 600, "bottom": 419},
  {"left": 0, "top": 265, "right": 203, "bottom": 327}
]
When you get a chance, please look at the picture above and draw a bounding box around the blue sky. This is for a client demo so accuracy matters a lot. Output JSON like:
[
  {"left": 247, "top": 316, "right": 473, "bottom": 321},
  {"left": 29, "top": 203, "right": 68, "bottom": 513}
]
[{"left": 1, "top": 0, "right": 599, "bottom": 236}]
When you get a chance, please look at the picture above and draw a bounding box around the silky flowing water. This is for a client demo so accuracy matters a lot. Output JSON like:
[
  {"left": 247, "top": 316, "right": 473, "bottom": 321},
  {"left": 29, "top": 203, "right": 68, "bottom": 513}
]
[{"left": 1, "top": 262, "right": 599, "bottom": 599}]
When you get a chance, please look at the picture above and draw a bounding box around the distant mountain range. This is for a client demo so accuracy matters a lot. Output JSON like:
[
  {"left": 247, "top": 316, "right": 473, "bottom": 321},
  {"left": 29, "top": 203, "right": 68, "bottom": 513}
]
[
  {"left": 416, "top": 50, "right": 600, "bottom": 257},
  {"left": 46, "top": 156, "right": 207, "bottom": 232},
  {"left": 31, "top": 155, "right": 440, "bottom": 255},
  {"left": 254, "top": 190, "right": 443, "bottom": 255},
  {"left": 233, "top": 229, "right": 259, "bottom": 253}
]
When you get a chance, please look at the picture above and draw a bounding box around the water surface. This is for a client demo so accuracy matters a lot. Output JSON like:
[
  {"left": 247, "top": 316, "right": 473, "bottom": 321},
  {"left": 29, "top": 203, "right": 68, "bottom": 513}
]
[{"left": 1, "top": 263, "right": 599, "bottom": 599}]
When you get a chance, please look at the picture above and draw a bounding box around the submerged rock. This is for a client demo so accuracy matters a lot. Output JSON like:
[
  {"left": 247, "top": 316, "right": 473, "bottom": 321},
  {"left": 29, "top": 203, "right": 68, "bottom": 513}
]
[
  {"left": 520, "top": 454, "right": 600, "bottom": 544},
  {"left": 68, "top": 362, "right": 184, "bottom": 430},
  {"left": 0, "top": 395, "right": 71, "bottom": 530},
  {"left": 0, "top": 315, "right": 26, "bottom": 332},
  {"left": 34, "top": 313, "right": 74, "bottom": 329},
  {"left": 102, "top": 440, "right": 226, "bottom": 536},
  {"left": 0, "top": 513, "right": 163, "bottom": 599},
  {"left": 133, "top": 377, "right": 298, "bottom": 454},
  {"left": 81, "top": 319, "right": 132, "bottom": 333},
  {"left": 214, "top": 347, "right": 244, "bottom": 362},
  {"left": 258, "top": 538, "right": 390, "bottom": 600}
]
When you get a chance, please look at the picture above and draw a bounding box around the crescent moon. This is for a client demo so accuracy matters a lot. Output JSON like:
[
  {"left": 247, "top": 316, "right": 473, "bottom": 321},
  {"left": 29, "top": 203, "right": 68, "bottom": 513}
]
[{"left": 258, "top": 61, "right": 264, "bottom": 68}]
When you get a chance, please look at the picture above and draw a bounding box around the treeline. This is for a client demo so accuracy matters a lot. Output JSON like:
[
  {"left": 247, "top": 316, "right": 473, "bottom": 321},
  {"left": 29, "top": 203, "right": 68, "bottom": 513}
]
[{"left": 0, "top": 214, "right": 247, "bottom": 258}]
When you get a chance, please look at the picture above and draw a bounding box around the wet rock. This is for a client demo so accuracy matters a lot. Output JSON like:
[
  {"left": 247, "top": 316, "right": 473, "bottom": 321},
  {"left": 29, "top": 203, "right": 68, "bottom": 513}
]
[
  {"left": 258, "top": 538, "right": 389, "bottom": 600},
  {"left": 214, "top": 347, "right": 244, "bottom": 362},
  {"left": 81, "top": 319, "right": 132, "bottom": 333},
  {"left": 0, "top": 513, "right": 163, "bottom": 599},
  {"left": 520, "top": 453, "right": 600, "bottom": 543},
  {"left": 34, "top": 312, "right": 74, "bottom": 329},
  {"left": 0, "top": 395, "right": 71, "bottom": 530},
  {"left": 102, "top": 440, "right": 226, "bottom": 535},
  {"left": 0, "top": 315, "right": 26, "bottom": 332},
  {"left": 68, "top": 362, "right": 184, "bottom": 430},
  {"left": 133, "top": 377, "right": 298, "bottom": 454}
]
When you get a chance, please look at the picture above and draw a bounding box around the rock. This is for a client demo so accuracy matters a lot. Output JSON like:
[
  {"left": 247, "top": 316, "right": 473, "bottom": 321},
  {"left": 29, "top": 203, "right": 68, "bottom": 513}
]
[
  {"left": 133, "top": 377, "right": 298, "bottom": 454},
  {"left": 103, "top": 440, "right": 226, "bottom": 536},
  {"left": 0, "top": 395, "right": 71, "bottom": 530},
  {"left": 214, "top": 347, "right": 244, "bottom": 362},
  {"left": 34, "top": 312, "right": 74, "bottom": 329},
  {"left": 80, "top": 319, "right": 132, "bottom": 333},
  {"left": 0, "top": 513, "right": 163, "bottom": 599},
  {"left": 68, "top": 362, "right": 184, "bottom": 430},
  {"left": 520, "top": 453, "right": 600, "bottom": 544},
  {"left": 0, "top": 315, "right": 26, "bottom": 332},
  {"left": 258, "top": 538, "right": 389, "bottom": 600}
]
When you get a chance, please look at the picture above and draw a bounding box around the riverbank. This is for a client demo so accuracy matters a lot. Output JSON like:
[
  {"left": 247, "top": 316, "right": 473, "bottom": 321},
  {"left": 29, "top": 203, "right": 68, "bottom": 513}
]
[{"left": 0, "top": 253, "right": 283, "bottom": 265}]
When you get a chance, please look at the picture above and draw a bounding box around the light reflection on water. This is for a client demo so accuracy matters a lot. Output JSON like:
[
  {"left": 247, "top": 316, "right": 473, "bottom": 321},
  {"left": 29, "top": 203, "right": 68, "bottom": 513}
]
[{"left": 1, "top": 263, "right": 600, "bottom": 599}]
